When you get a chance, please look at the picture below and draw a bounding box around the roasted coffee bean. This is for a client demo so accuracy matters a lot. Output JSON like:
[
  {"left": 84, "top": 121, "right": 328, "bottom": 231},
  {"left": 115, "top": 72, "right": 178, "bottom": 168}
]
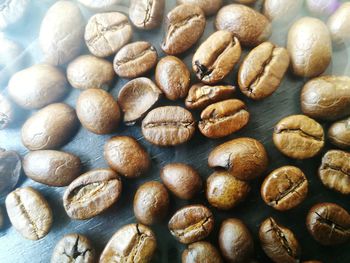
[
  {"left": 328, "top": 117, "right": 350, "bottom": 149},
  {"left": 301, "top": 76, "right": 350, "bottom": 121},
  {"left": 8, "top": 64, "right": 67, "bottom": 109},
  {"left": 5, "top": 187, "right": 53, "bottom": 240},
  {"left": 114, "top": 41, "right": 158, "bottom": 78},
  {"left": 259, "top": 217, "right": 301, "bottom": 263},
  {"left": 182, "top": 241, "right": 223, "bottom": 263},
  {"left": 177, "top": 0, "right": 222, "bottom": 16},
  {"left": 238, "top": 42, "right": 290, "bottom": 100},
  {"left": 133, "top": 181, "right": 169, "bottom": 225},
  {"left": 104, "top": 136, "right": 150, "bottom": 178},
  {"left": 219, "top": 218, "right": 254, "bottom": 263},
  {"left": 0, "top": 0, "right": 29, "bottom": 29},
  {"left": 160, "top": 163, "right": 202, "bottom": 200},
  {"left": 63, "top": 169, "right": 122, "bottom": 220},
  {"left": 215, "top": 4, "right": 271, "bottom": 47},
  {"left": 327, "top": 3, "right": 350, "bottom": 46},
  {"left": 261, "top": 166, "right": 308, "bottom": 211},
  {"left": 199, "top": 99, "right": 249, "bottom": 138},
  {"left": 0, "top": 94, "right": 15, "bottom": 130},
  {"left": 168, "top": 205, "right": 214, "bottom": 244},
  {"left": 206, "top": 171, "right": 250, "bottom": 210},
  {"left": 193, "top": 30, "right": 241, "bottom": 84},
  {"left": 129, "top": 0, "right": 165, "bottom": 30},
  {"left": 288, "top": 17, "right": 332, "bottom": 78},
  {"left": 100, "top": 223, "right": 157, "bottom": 263},
  {"left": 161, "top": 4, "right": 205, "bottom": 55},
  {"left": 78, "top": 0, "right": 122, "bottom": 10},
  {"left": 51, "top": 233, "right": 95, "bottom": 263},
  {"left": 0, "top": 149, "right": 21, "bottom": 197},
  {"left": 208, "top": 137, "right": 268, "bottom": 181},
  {"left": 155, "top": 56, "right": 190, "bottom": 100},
  {"left": 142, "top": 106, "right": 196, "bottom": 146},
  {"left": 85, "top": 12, "right": 132, "bottom": 58},
  {"left": 263, "top": 0, "right": 303, "bottom": 23},
  {"left": 77, "top": 89, "right": 120, "bottom": 134},
  {"left": 306, "top": 203, "right": 350, "bottom": 245},
  {"left": 23, "top": 150, "right": 81, "bottom": 187},
  {"left": 273, "top": 115, "right": 324, "bottom": 159}
]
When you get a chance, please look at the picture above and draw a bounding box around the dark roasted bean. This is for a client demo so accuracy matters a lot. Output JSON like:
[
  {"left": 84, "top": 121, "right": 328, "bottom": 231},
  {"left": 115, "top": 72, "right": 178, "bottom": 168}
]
[{"left": 0, "top": 149, "right": 21, "bottom": 197}]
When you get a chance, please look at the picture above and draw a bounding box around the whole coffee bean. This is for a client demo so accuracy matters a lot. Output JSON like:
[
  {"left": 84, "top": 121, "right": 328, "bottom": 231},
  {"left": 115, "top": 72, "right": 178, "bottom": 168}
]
[
  {"left": 0, "top": 94, "right": 15, "bottom": 130},
  {"left": 259, "top": 217, "right": 300, "bottom": 263},
  {"left": 238, "top": 42, "right": 290, "bottom": 100},
  {"left": 23, "top": 150, "right": 81, "bottom": 187},
  {"left": 219, "top": 218, "right": 254, "bottom": 263},
  {"left": 192, "top": 30, "right": 241, "bottom": 84},
  {"left": 114, "top": 41, "right": 158, "bottom": 78},
  {"left": 301, "top": 76, "right": 350, "bottom": 121},
  {"left": 0, "top": 149, "right": 21, "bottom": 197},
  {"left": 63, "top": 169, "right": 122, "bottom": 220},
  {"left": 100, "top": 223, "right": 157, "bottom": 263},
  {"left": 199, "top": 99, "right": 249, "bottom": 138},
  {"left": 5, "top": 187, "right": 53, "bottom": 240},
  {"left": 39, "top": 1, "right": 85, "bottom": 65},
  {"left": 142, "top": 106, "right": 196, "bottom": 146},
  {"left": 77, "top": 89, "right": 120, "bottom": 134},
  {"left": 51, "top": 233, "right": 95, "bottom": 263},
  {"left": 328, "top": 117, "right": 350, "bottom": 149},
  {"left": 155, "top": 56, "right": 190, "bottom": 100},
  {"left": 177, "top": 0, "right": 222, "bottom": 16},
  {"left": 263, "top": 0, "right": 303, "bottom": 23},
  {"left": 261, "top": 166, "right": 308, "bottom": 211},
  {"left": 208, "top": 137, "right": 268, "bottom": 181},
  {"left": 85, "top": 12, "right": 132, "bottom": 58},
  {"left": 104, "top": 136, "right": 150, "bottom": 178},
  {"left": 134, "top": 181, "right": 169, "bottom": 225},
  {"left": 287, "top": 17, "right": 332, "bottom": 78},
  {"left": 206, "top": 171, "right": 250, "bottom": 210},
  {"left": 160, "top": 163, "right": 202, "bottom": 200},
  {"left": 273, "top": 115, "right": 324, "bottom": 159},
  {"left": 0, "top": 0, "right": 29, "bottom": 29},
  {"left": 67, "top": 55, "right": 115, "bottom": 91},
  {"left": 77, "top": 0, "right": 122, "bottom": 10},
  {"left": 215, "top": 4, "right": 271, "bottom": 47},
  {"left": 182, "top": 241, "right": 223, "bottom": 263},
  {"left": 327, "top": 3, "right": 350, "bottom": 46},
  {"left": 306, "top": 202, "right": 350, "bottom": 245},
  {"left": 168, "top": 205, "right": 214, "bottom": 244},
  {"left": 129, "top": 0, "right": 165, "bottom": 30}
]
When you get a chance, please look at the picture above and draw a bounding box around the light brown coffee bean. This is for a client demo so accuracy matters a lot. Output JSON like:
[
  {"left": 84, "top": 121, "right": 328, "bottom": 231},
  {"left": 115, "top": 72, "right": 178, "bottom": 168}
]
[
  {"left": 182, "top": 241, "right": 223, "bottom": 263},
  {"left": 263, "top": 0, "right": 303, "bottom": 23},
  {"left": 327, "top": 3, "right": 350, "bottom": 46},
  {"left": 129, "top": 0, "right": 165, "bottom": 30},
  {"left": 328, "top": 117, "right": 350, "bottom": 149},
  {"left": 0, "top": 94, "right": 15, "bottom": 130},
  {"left": 177, "top": 0, "right": 222, "bottom": 16}
]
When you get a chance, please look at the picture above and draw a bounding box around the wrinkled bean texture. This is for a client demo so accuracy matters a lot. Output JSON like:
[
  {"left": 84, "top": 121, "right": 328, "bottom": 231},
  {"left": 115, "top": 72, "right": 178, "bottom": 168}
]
[
  {"left": 0, "top": 94, "right": 15, "bottom": 130},
  {"left": 327, "top": 3, "right": 350, "bottom": 46},
  {"left": 177, "top": 0, "right": 222, "bottom": 16},
  {"left": 328, "top": 117, "right": 350, "bottom": 149},
  {"left": 263, "top": 0, "right": 303, "bottom": 23},
  {"left": 129, "top": 0, "right": 165, "bottom": 30},
  {"left": 182, "top": 241, "right": 223, "bottom": 263},
  {"left": 0, "top": 149, "right": 21, "bottom": 197}
]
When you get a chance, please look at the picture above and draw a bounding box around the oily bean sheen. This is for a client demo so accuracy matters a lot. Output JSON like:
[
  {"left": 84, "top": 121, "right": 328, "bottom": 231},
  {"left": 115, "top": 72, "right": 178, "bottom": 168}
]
[
  {"left": 0, "top": 149, "right": 21, "bottom": 196},
  {"left": 306, "top": 203, "right": 350, "bottom": 245},
  {"left": 142, "top": 106, "right": 196, "bottom": 146},
  {"left": 177, "top": 0, "right": 222, "bottom": 16},
  {"left": 319, "top": 150, "right": 350, "bottom": 195},
  {"left": 261, "top": 166, "right": 308, "bottom": 211},
  {"left": 5, "top": 187, "right": 53, "bottom": 240},
  {"left": 273, "top": 115, "right": 324, "bottom": 159},
  {"left": 161, "top": 4, "right": 205, "bottom": 55},
  {"left": 193, "top": 30, "right": 241, "bottom": 84},
  {"left": 21, "top": 103, "right": 79, "bottom": 151},
  {"left": 100, "top": 223, "right": 157, "bottom": 263},
  {"left": 208, "top": 137, "right": 268, "bottom": 181},
  {"left": 23, "top": 150, "right": 81, "bottom": 187},
  {"left": 327, "top": 3, "right": 350, "bottom": 46},
  {"left": 328, "top": 117, "right": 350, "bottom": 149},
  {"left": 301, "top": 76, "right": 350, "bottom": 121},
  {"left": 168, "top": 205, "right": 214, "bottom": 244},
  {"left": 63, "top": 169, "right": 122, "bottom": 220},
  {"left": 0, "top": 94, "right": 15, "bottom": 130},
  {"left": 199, "top": 99, "right": 249, "bottom": 138},
  {"left": 238, "top": 42, "right": 290, "bottom": 100},
  {"left": 182, "top": 241, "right": 223, "bottom": 263},
  {"left": 263, "top": 0, "right": 303, "bottom": 23},
  {"left": 114, "top": 41, "right": 158, "bottom": 78},
  {"left": 259, "top": 217, "right": 301, "bottom": 263},
  {"left": 129, "top": 0, "right": 165, "bottom": 30}
]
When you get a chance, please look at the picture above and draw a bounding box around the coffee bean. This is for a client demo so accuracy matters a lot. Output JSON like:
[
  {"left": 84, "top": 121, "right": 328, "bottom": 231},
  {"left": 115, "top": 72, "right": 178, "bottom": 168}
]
[
  {"left": 51, "top": 233, "right": 95, "bottom": 263},
  {"left": 259, "top": 217, "right": 301, "bottom": 263},
  {"left": 77, "top": 0, "right": 122, "bottom": 10},
  {"left": 177, "top": 0, "right": 222, "bottom": 16},
  {"left": 114, "top": 41, "right": 158, "bottom": 78},
  {"left": 85, "top": 12, "right": 132, "bottom": 58},
  {"left": 263, "top": 0, "right": 303, "bottom": 23},
  {"left": 301, "top": 76, "right": 350, "bottom": 121},
  {"left": 168, "top": 205, "right": 214, "bottom": 244},
  {"left": 199, "top": 99, "right": 249, "bottom": 138},
  {"left": 5, "top": 187, "right": 53, "bottom": 240},
  {"left": 104, "top": 136, "right": 150, "bottom": 178},
  {"left": 142, "top": 106, "right": 196, "bottom": 146},
  {"left": 273, "top": 115, "right": 324, "bottom": 159},
  {"left": 63, "top": 169, "right": 122, "bottom": 220},
  {"left": 208, "top": 137, "right": 268, "bottom": 181},
  {"left": 182, "top": 241, "right": 223, "bottom": 263},
  {"left": 193, "top": 30, "right": 241, "bottom": 84},
  {"left": 0, "top": 149, "right": 21, "bottom": 197},
  {"left": 0, "top": 0, "right": 29, "bottom": 29},
  {"left": 306, "top": 203, "right": 350, "bottom": 245},
  {"left": 327, "top": 3, "right": 350, "bottom": 46},
  {"left": 206, "top": 171, "right": 250, "bottom": 210},
  {"left": 219, "top": 218, "right": 254, "bottom": 263},
  {"left": 328, "top": 117, "right": 350, "bottom": 149},
  {"left": 23, "top": 150, "right": 81, "bottom": 187},
  {"left": 100, "top": 223, "right": 157, "bottom": 263},
  {"left": 238, "top": 42, "right": 290, "bottom": 100},
  {"left": 0, "top": 94, "right": 15, "bottom": 130},
  {"left": 129, "top": 0, "right": 165, "bottom": 30},
  {"left": 160, "top": 163, "right": 202, "bottom": 200},
  {"left": 261, "top": 166, "right": 308, "bottom": 211}
]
